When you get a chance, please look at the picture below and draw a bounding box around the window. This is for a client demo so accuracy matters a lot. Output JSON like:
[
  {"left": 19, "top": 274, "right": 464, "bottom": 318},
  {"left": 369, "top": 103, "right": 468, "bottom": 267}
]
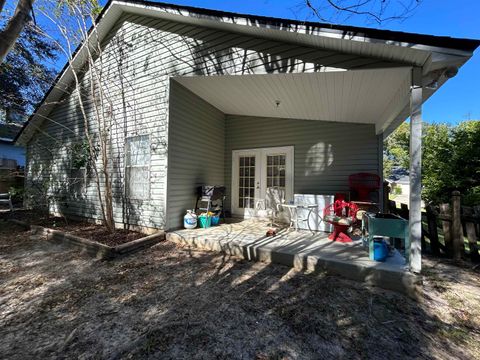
[
  {"left": 126, "top": 135, "right": 150, "bottom": 200},
  {"left": 266, "top": 154, "right": 286, "bottom": 189},
  {"left": 238, "top": 156, "right": 255, "bottom": 209}
]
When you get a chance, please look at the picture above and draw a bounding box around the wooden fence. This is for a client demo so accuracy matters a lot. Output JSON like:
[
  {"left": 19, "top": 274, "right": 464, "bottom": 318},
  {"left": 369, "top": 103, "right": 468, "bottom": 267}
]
[{"left": 388, "top": 191, "right": 480, "bottom": 263}]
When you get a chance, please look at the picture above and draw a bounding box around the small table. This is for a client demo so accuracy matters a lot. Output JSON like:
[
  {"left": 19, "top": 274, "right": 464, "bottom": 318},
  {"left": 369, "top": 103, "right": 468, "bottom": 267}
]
[
  {"left": 282, "top": 204, "right": 318, "bottom": 232},
  {"left": 362, "top": 212, "right": 409, "bottom": 261}
]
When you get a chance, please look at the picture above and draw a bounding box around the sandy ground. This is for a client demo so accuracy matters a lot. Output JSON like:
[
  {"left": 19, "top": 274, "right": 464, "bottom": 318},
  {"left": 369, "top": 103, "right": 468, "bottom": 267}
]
[{"left": 0, "top": 221, "right": 479, "bottom": 360}]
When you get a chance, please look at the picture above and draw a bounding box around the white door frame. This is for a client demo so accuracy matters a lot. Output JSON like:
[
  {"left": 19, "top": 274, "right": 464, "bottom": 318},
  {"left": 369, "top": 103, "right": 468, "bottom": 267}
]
[{"left": 231, "top": 146, "right": 294, "bottom": 218}]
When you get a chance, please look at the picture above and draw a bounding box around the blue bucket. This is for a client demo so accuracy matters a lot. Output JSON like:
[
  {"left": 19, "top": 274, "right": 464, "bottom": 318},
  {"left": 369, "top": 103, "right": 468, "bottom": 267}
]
[
  {"left": 211, "top": 216, "right": 220, "bottom": 226},
  {"left": 373, "top": 240, "right": 389, "bottom": 262}
]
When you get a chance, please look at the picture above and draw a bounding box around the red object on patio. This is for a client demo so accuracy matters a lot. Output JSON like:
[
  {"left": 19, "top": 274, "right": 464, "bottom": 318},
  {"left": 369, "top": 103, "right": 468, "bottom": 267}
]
[
  {"left": 334, "top": 192, "right": 346, "bottom": 202},
  {"left": 323, "top": 200, "right": 359, "bottom": 243},
  {"left": 348, "top": 173, "right": 381, "bottom": 201}
]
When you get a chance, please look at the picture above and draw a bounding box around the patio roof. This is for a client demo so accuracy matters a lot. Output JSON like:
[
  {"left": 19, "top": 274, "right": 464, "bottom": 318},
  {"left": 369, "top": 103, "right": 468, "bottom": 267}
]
[{"left": 174, "top": 68, "right": 412, "bottom": 134}]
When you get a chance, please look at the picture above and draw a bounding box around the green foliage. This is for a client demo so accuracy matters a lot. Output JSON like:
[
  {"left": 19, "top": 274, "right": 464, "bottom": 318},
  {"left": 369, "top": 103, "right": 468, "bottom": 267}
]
[
  {"left": 384, "top": 122, "right": 410, "bottom": 171},
  {"left": 422, "top": 124, "right": 454, "bottom": 204},
  {"left": 71, "top": 140, "right": 90, "bottom": 169},
  {"left": 8, "top": 186, "right": 24, "bottom": 201},
  {"left": 385, "top": 120, "right": 480, "bottom": 205},
  {"left": 55, "top": 0, "right": 102, "bottom": 18},
  {"left": 0, "top": 23, "right": 57, "bottom": 118},
  {"left": 383, "top": 154, "right": 394, "bottom": 179},
  {"left": 392, "top": 185, "right": 402, "bottom": 195},
  {"left": 423, "top": 121, "right": 480, "bottom": 205}
]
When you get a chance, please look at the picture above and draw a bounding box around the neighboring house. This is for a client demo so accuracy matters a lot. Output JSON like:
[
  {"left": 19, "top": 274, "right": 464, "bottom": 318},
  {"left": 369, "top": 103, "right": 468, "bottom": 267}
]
[
  {"left": 0, "top": 108, "right": 27, "bottom": 125},
  {"left": 0, "top": 123, "right": 25, "bottom": 167},
  {"left": 0, "top": 123, "right": 25, "bottom": 194},
  {"left": 387, "top": 168, "right": 410, "bottom": 204},
  {"left": 14, "top": 0, "right": 479, "bottom": 272}
]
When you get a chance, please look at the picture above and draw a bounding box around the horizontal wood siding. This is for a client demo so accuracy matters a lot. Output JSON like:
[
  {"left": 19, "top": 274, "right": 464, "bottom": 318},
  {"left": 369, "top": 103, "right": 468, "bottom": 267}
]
[
  {"left": 166, "top": 81, "right": 225, "bottom": 229},
  {"left": 225, "top": 115, "right": 379, "bottom": 211},
  {"left": 26, "top": 12, "right": 383, "bottom": 229}
]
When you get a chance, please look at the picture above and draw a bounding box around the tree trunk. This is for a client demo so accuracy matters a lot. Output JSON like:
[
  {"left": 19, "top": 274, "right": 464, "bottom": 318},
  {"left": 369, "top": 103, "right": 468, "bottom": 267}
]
[
  {"left": 0, "top": 0, "right": 34, "bottom": 64},
  {"left": 0, "top": 0, "right": 8, "bottom": 14}
]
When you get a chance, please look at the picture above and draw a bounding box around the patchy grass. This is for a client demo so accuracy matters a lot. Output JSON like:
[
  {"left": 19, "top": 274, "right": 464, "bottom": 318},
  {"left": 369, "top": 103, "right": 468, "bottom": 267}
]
[{"left": 0, "top": 221, "right": 479, "bottom": 359}]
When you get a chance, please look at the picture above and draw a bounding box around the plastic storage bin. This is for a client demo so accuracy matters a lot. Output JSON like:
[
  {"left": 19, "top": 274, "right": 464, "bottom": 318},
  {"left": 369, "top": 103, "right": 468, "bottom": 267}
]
[{"left": 198, "top": 215, "right": 212, "bottom": 228}]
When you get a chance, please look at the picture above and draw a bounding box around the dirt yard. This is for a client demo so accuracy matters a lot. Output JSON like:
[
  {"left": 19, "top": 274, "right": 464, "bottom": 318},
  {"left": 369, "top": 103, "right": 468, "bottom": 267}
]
[{"left": 1, "top": 221, "right": 479, "bottom": 359}]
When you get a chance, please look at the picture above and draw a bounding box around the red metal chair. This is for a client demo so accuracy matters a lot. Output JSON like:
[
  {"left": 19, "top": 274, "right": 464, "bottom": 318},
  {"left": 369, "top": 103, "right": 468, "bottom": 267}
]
[
  {"left": 323, "top": 200, "right": 359, "bottom": 243},
  {"left": 348, "top": 173, "right": 380, "bottom": 201}
]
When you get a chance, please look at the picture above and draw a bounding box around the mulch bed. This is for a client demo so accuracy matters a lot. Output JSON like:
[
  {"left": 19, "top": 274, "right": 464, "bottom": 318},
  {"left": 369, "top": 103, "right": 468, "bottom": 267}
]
[{"left": 0, "top": 210, "right": 144, "bottom": 246}]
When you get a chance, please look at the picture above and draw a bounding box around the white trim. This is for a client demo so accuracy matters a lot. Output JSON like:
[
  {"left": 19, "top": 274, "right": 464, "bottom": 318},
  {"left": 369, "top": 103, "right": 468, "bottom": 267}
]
[
  {"left": 231, "top": 146, "right": 294, "bottom": 218},
  {"left": 125, "top": 134, "right": 151, "bottom": 201},
  {"left": 115, "top": 1, "right": 475, "bottom": 57}
]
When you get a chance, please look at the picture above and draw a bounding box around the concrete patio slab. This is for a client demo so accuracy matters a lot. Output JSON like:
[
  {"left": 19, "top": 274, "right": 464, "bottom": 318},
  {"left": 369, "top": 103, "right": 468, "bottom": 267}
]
[{"left": 167, "top": 219, "right": 422, "bottom": 298}]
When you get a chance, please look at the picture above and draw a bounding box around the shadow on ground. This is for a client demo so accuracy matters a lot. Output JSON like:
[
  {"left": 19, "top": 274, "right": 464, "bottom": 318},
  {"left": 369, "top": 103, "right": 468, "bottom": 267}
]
[{"left": 0, "top": 221, "right": 479, "bottom": 359}]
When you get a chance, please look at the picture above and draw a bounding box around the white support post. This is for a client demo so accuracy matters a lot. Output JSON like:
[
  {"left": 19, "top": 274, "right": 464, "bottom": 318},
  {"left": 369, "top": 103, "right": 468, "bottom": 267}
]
[
  {"left": 409, "top": 68, "right": 423, "bottom": 273},
  {"left": 377, "top": 135, "right": 384, "bottom": 212}
]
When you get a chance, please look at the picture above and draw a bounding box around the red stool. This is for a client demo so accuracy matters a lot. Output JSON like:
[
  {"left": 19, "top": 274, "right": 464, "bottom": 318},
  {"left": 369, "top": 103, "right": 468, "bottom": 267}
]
[{"left": 323, "top": 200, "right": 359, "bottom": 243}]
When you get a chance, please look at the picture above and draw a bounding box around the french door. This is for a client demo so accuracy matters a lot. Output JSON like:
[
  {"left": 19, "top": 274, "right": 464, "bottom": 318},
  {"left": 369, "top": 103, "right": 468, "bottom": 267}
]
[{"left": 231, "top": 146, "right": 294, "bottom": 217}]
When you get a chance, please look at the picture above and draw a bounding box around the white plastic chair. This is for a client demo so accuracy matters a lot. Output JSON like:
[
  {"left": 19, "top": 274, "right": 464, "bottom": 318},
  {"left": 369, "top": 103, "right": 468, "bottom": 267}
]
[
  {"left": 255, "top": 187, "right": 285, "bottom": 226},
  {"left": 0, "top": 193, "right": 13, "bottom": 211}
]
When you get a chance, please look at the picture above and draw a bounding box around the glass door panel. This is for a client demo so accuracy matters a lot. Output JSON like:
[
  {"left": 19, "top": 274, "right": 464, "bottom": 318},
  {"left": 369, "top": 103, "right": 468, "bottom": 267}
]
[
  {"left": 238, "top": 156, "right": 256, "bottom": 209},
  {"left": 232, "top": 146, "right": 293, "bottom": 218},
  {"left": 266, "top": 154, "right": 286, "bottom": 191}
]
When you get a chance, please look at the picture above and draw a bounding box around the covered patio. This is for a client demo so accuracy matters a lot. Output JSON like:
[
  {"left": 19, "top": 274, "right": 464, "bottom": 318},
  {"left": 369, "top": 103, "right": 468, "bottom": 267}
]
[
  {"left": 167, "top": 219, "right": 419, "bottom": 297},
  {"left": 161, "top": 4, "right": 479, "bottom": 281},
  {"left": 168, "top": 65, "right": 429, "bottom": 276}
]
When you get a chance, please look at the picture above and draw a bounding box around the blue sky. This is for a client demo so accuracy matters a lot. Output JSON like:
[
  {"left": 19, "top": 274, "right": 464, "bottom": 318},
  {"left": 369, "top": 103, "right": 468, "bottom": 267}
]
[{"left": 142, "top": 0, "right": 480, "bottom": 124}]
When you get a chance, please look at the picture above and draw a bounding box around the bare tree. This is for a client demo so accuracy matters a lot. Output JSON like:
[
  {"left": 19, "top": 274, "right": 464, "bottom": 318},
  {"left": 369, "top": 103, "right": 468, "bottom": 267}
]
[
  {"left": 35, "top": 0, "right": 118, "bottom": 231},
  {"left": 303, "top": 0, "right": 422, "bottom": 24},
  {"left": 0, "top": 0, "right": 35, "bottom": 63}
]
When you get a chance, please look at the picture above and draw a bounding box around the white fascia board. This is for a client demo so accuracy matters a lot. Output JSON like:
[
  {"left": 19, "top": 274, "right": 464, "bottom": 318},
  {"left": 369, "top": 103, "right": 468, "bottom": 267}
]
[{"left": 114, "top": 1, "right": 474, "bottom": 64}]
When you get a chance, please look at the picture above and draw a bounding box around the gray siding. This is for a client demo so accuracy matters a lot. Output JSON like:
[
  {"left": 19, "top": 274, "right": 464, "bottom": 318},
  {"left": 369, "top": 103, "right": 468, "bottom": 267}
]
[
  {"left": 166, "top": 81, "right": 225, "bottom": 229},
  {"left": 225, "top": 115, "right": 379, "bottom": 211},
  {"left": 25, "top": 11, "right": 382, "bottom": 229}
]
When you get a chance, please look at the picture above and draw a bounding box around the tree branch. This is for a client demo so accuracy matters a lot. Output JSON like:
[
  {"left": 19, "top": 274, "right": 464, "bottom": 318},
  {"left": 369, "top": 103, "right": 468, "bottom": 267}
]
[
  {"left": 0, "top": 0, "right": 7, "bottom": 15},
  {"left": 304, "top": 0, "right": 421, "bottom": 25},
  {"left": 0, "top": 0, "right": 35, "bottom": 63}
]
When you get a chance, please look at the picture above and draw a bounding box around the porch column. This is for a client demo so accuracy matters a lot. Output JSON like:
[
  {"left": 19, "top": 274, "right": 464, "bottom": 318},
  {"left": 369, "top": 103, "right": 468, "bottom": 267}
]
[{"left": 409, "top": 67, "right": 423, "bottom": 273}]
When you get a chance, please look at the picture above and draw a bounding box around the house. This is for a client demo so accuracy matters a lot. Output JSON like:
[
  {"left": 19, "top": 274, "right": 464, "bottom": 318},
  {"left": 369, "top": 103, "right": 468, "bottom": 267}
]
[
  {"left": 15, "top": 0, "right": 479, "bottom": 274},
  {"left": 0, "top": 122, "right": 25, "bottom": 168},
  {"left": 386, "top": 167, "right": 410, "bottom": 204},
  {"left": 0, "top": 122, "right": 25, "bottom": 193}
]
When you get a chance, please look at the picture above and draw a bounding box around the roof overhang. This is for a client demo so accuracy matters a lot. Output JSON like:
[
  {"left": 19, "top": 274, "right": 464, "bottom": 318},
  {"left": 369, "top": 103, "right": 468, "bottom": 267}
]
[
  {"left": 15, "top": 0, "right": 480, "bottom": 145},
  {"left": 174, "top": 68, "right": 413, "bottom": 134}
]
